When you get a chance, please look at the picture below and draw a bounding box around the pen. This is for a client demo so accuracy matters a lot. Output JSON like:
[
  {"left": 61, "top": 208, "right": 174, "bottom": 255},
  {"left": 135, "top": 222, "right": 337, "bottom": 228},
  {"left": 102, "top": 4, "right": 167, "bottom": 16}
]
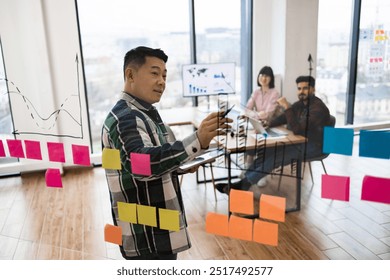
[{"left": 221, "top": 105, "right": 235, "bottom": 118}]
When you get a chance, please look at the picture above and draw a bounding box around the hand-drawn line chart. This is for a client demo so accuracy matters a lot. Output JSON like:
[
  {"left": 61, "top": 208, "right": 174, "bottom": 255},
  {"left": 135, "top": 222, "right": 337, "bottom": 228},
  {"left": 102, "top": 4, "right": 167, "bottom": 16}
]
[{"left": 1, "top": 55, "right": 84, "bottom": 139}]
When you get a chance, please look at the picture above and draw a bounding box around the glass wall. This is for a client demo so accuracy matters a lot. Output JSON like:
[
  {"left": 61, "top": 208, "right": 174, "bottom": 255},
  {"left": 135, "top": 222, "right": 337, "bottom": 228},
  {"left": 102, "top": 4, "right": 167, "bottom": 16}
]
[
  {"left": 77, "top": 0, "right": 192, "bottom": 153},
  {"left": 355, "top": 0, "right": 390, "bottom": 123},
  {"left": 316, "top": 0, "right": 353, "bottom": 125}
]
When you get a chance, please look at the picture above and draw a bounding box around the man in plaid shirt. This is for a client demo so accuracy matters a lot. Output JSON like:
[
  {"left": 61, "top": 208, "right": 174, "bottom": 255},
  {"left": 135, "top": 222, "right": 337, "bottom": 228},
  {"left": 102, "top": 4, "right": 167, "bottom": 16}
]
[{"left": 102, "top": 46, "right": 230, "bottom": 260}]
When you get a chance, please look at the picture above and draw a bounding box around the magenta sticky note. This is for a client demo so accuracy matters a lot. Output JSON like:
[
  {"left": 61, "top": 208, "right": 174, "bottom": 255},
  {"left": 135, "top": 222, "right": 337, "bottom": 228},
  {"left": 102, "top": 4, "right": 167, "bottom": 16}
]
[
  {"left": 47, "top": 142, "right": 65, "bottom": 162},
  {"left": 361, "top": 175, "right": 390, "bottom": 204},
  {"left": 24, "top": 140, "right": 42, "bottom": 160},
  {"left": 6, "top": 139, "right": 25, "bottom": 158},
  {"left": 321, "top": 174, "right": 350, "bottom": 201},
  {"left": 45, "top": 168, "right": 63, "bottom": 188},
  {"left": 130, "top": 152, "right": 151, "bottom": 176},
  {"left": 72, "top": 144, "right": 90, "bottom": 166},
  {"left": 0, "top": 140, "right": 5, "bottom": 157}
]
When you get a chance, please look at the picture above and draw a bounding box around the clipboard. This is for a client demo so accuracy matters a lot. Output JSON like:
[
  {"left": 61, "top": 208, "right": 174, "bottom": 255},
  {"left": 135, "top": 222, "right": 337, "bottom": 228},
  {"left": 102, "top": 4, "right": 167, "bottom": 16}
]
[{"left": 178, "top": 149, "right": 225, "bottom": 172}]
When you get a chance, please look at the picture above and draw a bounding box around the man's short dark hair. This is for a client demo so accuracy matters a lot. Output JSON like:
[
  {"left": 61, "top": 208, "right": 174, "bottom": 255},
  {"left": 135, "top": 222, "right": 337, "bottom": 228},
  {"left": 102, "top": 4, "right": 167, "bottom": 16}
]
[
  {"left": 296, "top": 75, "right": 315, "bottom": 87},
  {"left": 123, "top": 46, "right": 168, "bottom": 79}
]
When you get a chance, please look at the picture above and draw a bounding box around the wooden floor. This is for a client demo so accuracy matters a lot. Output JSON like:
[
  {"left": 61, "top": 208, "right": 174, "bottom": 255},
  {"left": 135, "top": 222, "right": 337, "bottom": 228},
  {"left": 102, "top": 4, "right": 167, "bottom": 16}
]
[{"left": 1, "top": 138, "right": 390, "bottom": 260}]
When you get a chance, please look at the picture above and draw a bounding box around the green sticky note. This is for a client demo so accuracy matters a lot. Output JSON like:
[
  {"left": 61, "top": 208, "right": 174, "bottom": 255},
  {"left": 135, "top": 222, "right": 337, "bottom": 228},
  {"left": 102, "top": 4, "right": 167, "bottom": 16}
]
[
  {"left": 102, "top": 148, "right": 121, "bottom": 170},
  {"left": 137, "top": 205, "right": 157, "bottom": 227},
  {"left": 117, "top": 202, "right": 137, "bottom": 223},
  {"left": 159, "top": 208, "right": 180, "bottom": 232}
]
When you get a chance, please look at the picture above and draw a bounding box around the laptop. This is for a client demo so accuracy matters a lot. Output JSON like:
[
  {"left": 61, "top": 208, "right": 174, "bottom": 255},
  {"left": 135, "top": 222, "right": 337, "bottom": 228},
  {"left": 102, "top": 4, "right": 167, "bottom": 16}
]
[{"left": 248, "top": 117, "right": 288, "bottom": 139}]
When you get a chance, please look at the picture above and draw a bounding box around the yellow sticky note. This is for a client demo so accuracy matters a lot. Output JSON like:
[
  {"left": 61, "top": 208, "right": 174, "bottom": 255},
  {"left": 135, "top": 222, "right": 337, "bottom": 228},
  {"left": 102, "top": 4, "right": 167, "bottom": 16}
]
[
  {"left": 159, "top": 208, "right": 180, "bottom": 232},
  {"left": 137, "top": 205, "right": 157, "bottom": 227},
  {"left": 117, "top": 202, "right": 137, "bottom": 223},
  {"left": 102, "top": 148, "right": 121, "bottom": 170}
]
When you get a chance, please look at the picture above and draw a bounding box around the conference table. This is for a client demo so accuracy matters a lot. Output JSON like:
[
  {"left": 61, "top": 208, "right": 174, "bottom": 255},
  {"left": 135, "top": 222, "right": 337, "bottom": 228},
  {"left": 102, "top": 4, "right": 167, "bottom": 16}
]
[{"left": 159, "top": 106, "right": 307, "bottom": 212}]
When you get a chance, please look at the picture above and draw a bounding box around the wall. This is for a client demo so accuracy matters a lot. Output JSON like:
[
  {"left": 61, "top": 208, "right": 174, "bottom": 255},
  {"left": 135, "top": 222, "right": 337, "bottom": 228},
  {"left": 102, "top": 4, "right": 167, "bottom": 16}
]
[{"left": 253, "top": 0, "right": 319, "bottom": 101}]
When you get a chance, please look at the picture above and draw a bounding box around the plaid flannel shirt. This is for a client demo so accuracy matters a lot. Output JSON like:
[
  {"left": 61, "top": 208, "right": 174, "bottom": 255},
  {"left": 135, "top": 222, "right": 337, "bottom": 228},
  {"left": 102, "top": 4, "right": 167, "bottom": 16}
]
[{"left": 102, "top": 92, "right": 203, "bottom": 258}]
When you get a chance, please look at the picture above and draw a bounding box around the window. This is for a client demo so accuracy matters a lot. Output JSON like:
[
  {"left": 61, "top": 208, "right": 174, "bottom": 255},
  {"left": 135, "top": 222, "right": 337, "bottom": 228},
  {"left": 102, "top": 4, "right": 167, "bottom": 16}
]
[
  {"left": 355, "top": 0, "right": 390, "bottom": 124},
  {"left": 316, "top": 0, "right": 353, "bottom": 125}
]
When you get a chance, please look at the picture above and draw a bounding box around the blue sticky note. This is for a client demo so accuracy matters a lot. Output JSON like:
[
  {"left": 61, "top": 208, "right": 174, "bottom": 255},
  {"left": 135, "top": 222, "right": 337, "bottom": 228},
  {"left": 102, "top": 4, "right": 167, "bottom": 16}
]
[
  {"left": 323, "top": 127, "right": 354, "bottom": 156},
  {"left": 359, "top": 130, "right": 390, "bottom": 159}
]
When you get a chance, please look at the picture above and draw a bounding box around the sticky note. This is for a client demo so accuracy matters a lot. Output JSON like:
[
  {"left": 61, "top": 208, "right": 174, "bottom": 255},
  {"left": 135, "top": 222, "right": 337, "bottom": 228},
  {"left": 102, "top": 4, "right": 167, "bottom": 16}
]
[
  {"left": 102, "top": 148, "right": 121, "bottom": 170},
  {"left": 259, "top": 194, "right": 286, "bottom": 222},
  {"left": 6, "top": 139, "right": 25, "bottom": 158},
  {"left": 228, "top": 215, "right": 253, "bottom": 241},
  {"left": 137, "top": 205, "right": 157, "bottom": 227},
  {"left": 104, "top": 224, "right": 122, "bottom": 245},
  {"left": 130, "top": 153, "right": 151, "bottom": 176},
  {"left": 253, "top": 219, "right": 278, "bottom": 246},
  {"left": 45, "top": 168, "right": 63, "bottom": 188},
  {"left": 229, "top": 189, "right": 254, "bottom": 215},
  {"left": 361, "top": 175, "right": 390, "bottom": 204},
  {"left": 117, "top": 202, "right": 137, "bottom": 223},
  {"left": 0, "top": 140, "right": 5, "bottom": 157},
  {"left": 24, "top": 140, "right": 42, "bottom": 160},
  {"left": 323, "top": 127, "right": 354, "bottom": 156},
  {"left": 47, "top": 142, "right": 65, "bottom": 162},
  {"left": 72, "top": 144, "right": 90, "bottom": 166},
  {"left": 159, "top": 208, "right": 180, "bottom": 232},
  {"left": 359, "top": 130, "right": 390, "bottom": 159},
  {"left": 205, "top": 212, "right": 229, "bottom": 237},
  {"left": 321, "top": 174, "right": 350, "bottom": 201}
]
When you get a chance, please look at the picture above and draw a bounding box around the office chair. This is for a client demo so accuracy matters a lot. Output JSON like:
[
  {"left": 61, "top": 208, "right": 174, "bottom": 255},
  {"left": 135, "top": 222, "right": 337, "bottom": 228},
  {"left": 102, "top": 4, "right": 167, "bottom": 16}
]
[{"left": 303, "top": 115, "right": 336, "bottom": 184}]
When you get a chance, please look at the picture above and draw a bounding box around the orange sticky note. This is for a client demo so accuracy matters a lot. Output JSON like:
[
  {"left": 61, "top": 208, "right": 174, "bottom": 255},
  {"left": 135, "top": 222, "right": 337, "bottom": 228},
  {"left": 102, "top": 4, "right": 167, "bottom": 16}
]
[
  {"left": 259, "top": 194, "right": 286, "bottom": 222},
  {"left": 45, "top": 168, "right": 63, "bottom": 188},
  {"left": 117, "top": 202, "right": 137, "bottom": 223},
  {"left": 130, "top": 152, "right": 151, "bottom": 176},
  {"left": 104, "top": 224, "right": 122, "bottom": 245},
  {"left": 137, "top": 205, "right": 157, "bottom": 227},
  {"left": 253, "top": 219, "right": 278, "bottom": 246},
  {"left": 229, "top": 189, "right": 254, "bottom": 215},
  {"left": 159, "top": 208, "right": 180, "bottom": 232},
  {"left": 205, "top": 212, "right": 229, "bottom": 237},
  {"left": 102, "top": 148, "right": 121, "bottom": 170},
  {"left": 228, "top": 215, "right": 253, "bottom": 241}
]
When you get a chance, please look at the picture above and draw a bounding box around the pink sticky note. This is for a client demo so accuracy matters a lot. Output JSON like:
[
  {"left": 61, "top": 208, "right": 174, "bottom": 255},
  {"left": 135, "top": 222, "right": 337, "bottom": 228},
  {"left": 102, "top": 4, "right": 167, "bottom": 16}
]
[
  {"left": 130, "top": 153, "right": 151, "bottom": 176},
  {"left": 6, "top": 139, "right": 25, "bottom": 158},
  {"left": 47, "top": 142, "right": 65, "bottom": 162},
  {"left": 361, "top": 175, "right": 390, "bottom": 204},
  {"left": 45, "top": 168, "right": 63, "bottom": 188},
  {"left": 0, "top": 140, "right": 5, "bottom": 157},
  {"left": 24, "top": 140, "right": 42, "bottom": 160},
  {"left": 72, "top": 144, "right": 90, "bottom": 166},
  {"left": 321, "top": 174, "right": 350, "bottom": 202}
]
